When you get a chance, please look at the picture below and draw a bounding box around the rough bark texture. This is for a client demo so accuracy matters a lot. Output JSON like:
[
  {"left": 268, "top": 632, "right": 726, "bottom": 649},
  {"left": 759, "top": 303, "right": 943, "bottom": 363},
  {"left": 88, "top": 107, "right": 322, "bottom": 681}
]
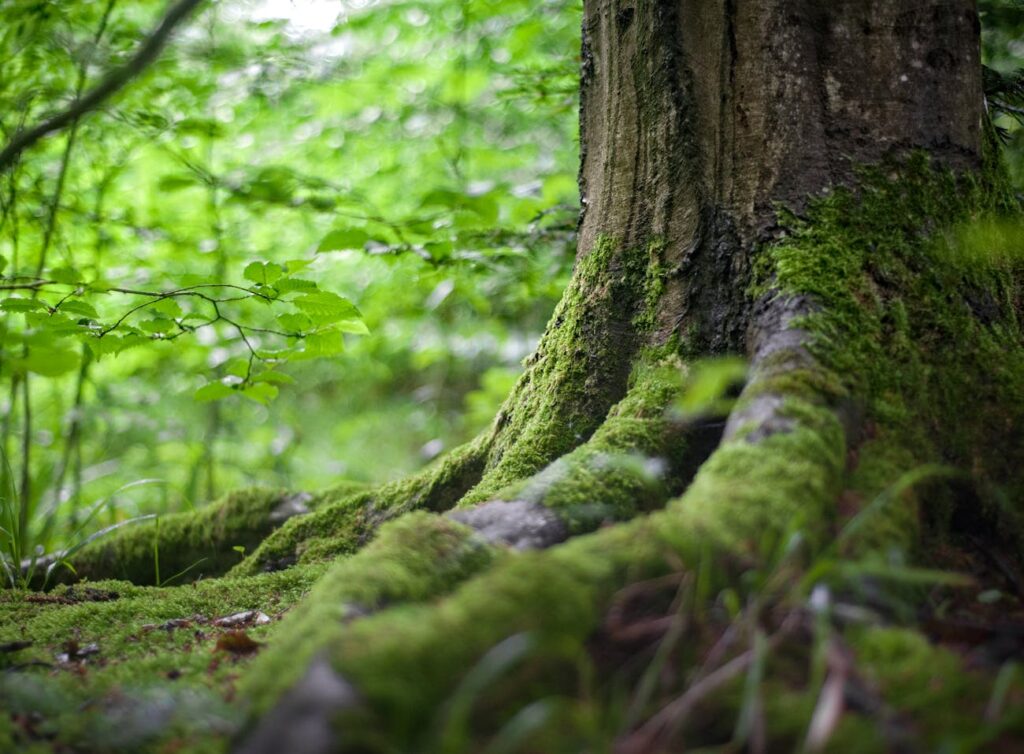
[
  {"left": 3, "top": 3, "right": 1023, "bottom": 754},
  {"left": 578, "top": 0, "right": 982, "bottom": 355}
]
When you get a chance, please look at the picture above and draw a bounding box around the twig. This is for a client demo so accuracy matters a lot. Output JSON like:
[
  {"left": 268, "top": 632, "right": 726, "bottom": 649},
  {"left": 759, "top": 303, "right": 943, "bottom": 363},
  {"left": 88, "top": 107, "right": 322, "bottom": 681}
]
[{"left": 0, "top": 0, "right": 207, "bottom": 173}]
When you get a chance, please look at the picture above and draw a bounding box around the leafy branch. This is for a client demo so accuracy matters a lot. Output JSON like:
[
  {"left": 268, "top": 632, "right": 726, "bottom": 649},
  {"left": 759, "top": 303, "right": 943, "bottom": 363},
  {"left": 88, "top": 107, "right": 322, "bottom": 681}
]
[
  {"left": 0, "top": 0, "right": 207, "bottom": 173},
  {"left": 0, "top": 266, "right": 367, "bottom": 404}
]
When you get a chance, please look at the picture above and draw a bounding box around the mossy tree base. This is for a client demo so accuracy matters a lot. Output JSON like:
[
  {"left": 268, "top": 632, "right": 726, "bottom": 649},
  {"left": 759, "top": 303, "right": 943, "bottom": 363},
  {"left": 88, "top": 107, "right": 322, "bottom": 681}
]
[{"left": 4, "top": 0, "right": 1024, "bottom": 750}]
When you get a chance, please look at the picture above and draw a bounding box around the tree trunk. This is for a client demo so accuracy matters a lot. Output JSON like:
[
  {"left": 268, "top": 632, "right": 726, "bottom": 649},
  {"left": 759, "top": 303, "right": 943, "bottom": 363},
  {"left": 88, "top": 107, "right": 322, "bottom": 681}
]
[
  {"left": 575, "top": 0, "right": 983, "bottom": 352},
  {"left": 6, "top": 2, "right": 1024, "bottom": 753}
]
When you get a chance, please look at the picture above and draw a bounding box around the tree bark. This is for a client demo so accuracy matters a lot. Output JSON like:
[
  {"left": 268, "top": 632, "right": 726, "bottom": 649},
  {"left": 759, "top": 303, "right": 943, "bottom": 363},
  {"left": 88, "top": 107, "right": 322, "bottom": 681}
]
[{"left": 577, "top": 0, "right": 982, "bottom": 352}]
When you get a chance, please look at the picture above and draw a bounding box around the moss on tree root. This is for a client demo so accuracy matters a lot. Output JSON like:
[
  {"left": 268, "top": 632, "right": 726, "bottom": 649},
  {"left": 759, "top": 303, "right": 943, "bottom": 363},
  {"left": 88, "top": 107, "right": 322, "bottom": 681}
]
[
  {"left": 465, "top": 355, "right": 723, "bottom": 532},
  {"left": 460, "top": 236, "right": 666, "bottom": 504},
  {"left": 47, "top": 487, "right": 313, "bottom": 586},
  {"left": 238, "top": 383, "right": 846, "bottom": 750},
  {"left": 239, "top": 512, "right": 499, "bottom": 714},
  {"left": 229, "top": 434, "right": 491, "bottom": 575}
]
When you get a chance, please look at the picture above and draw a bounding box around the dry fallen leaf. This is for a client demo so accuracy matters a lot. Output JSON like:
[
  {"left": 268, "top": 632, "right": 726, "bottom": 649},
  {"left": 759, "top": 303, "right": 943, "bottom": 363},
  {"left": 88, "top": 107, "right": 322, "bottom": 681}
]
[{"left": 214, "top": 630, "right": 262, "bottom": 656}]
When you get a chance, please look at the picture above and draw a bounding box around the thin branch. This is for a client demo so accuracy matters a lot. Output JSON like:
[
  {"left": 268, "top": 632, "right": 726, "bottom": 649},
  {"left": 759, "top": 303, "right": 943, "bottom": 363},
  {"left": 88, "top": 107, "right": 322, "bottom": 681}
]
[{"left": 0, "top": 0, "right": 206, "bottom": 173}]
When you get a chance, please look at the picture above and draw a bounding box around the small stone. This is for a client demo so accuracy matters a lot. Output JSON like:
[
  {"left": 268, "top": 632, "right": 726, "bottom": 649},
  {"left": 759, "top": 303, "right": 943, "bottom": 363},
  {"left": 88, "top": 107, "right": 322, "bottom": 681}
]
[
  {"left": 213, "top": 610, "right": 271, "bottom": 628},
  {"left": 56, "top": 641, "right": 99, "bottom": 663},
  {"left": 159, "top": 618, "right": 194, "bottom": 631}
]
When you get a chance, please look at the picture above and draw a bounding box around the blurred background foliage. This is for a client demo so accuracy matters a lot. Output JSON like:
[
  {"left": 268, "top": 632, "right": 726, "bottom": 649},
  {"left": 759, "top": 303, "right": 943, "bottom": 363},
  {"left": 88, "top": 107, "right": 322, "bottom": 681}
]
[
  {"left": 0, "top": 0, "right": 1020, "bottom": 563},
  {"left": 0, "top": 0, "right": 580, "bottom": 560}
]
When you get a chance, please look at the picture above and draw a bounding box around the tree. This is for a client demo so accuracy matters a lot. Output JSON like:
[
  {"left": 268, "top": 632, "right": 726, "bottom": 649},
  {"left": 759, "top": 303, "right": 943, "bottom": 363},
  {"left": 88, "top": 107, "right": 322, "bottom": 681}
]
[{"left": 5, "top": 1, "right": 1024, "bottom": 752}]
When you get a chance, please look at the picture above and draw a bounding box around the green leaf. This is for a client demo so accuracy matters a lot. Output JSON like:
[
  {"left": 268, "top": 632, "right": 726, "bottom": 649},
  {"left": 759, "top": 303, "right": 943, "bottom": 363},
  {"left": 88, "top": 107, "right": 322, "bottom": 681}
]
[
  {"left": 223, "top": 358, "right": 250, "bottom": 378},
  {"left": 292, "top": 291, "right": 361, "bottom": 325},
  {"left": 335, "top": 318, "right": 370, "bottom": 335},
  {"left": 277, "top": 312, "right": 312, "bottom": 332},
  {"left": 49, "top": 266, "right": 79, "bottom": 284},
  {"left": 285, "top": 259, "right": 314, "bottom": 274},
  {"left": 86, "top": 333, "right": 147, "bottom": 359},
  {"left": 176, "top": 117, "right": 224, "bottom": 137},
  {"left": 254, "top": 345, "right": 301, "bottom": 361},
  {"left": 1, "top": 297, "right": 47, "bottom": 313},
  {"left": 194, "top": 381, "right": 236, "bottom": 402},
  {"left": 317, "top": 227, "right": 370, "bottom": 252},
  {"left": 424, "top": 240, "right": 453, "bottom": 261},
  {"left": 295, "top": 330, "right": 344, "bottom": 359},
  {"left": 244, "top": 261, "right": 285, "bottom": 286},
  {"left": 13, "top": 347, "right": 80, "bottom": 377},
  {"left": 139, "top": 317, "right": 175, "bottom": 334},
  {"left": 274, "top": 278, "right": 318, "bottom": 295},
  {"left": 466, "top": 193, "right": 499, "bottom": 224},
  {"left": 151, "top": 299, "right": 183, "bottom": 318},
  {"left": 58, "top": 300, "right": 98, "bottom": 318},
  {"left": 246, "top": 166, "right": 296, "bottom": 203},
  {"left": 85, "top": 279, "right": 116, "bottom": 293},
  {"left": 252, "top": 371, "right": 295, "bottom": 385},
  {"left": 675, "top": 357, "right": 748, "bottom": 418},
  {"left": 158, "top": 174, "right": 198, "bottom": 192},
  {"left": 25, "top": 312, "right": 83, "bottom": 337},
  {"left": 419, "top": 188, "right": 462, "bottom": 209},
  {"left": 241, "top": 382, "right": 279, "bottom": 405}
]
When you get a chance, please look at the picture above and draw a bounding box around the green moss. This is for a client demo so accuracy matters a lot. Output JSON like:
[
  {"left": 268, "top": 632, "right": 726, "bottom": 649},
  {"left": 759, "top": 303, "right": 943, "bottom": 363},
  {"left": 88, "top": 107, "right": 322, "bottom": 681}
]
[
  {"left": 55, "top": 487, "right": 304, "bottom": 586},
  {"left": 242, "top": 512, "right": 499, "bottom": 714},
  {"left": 756, "top": 154, "right": 1024, "bottom": 544},
  {"left": 231, "top": 435, "right": 490, "bottom": 574},
  {"left": 314, "top": 518, "right": 665, "bottom": 749},
  {"left": 838, "top": 432, "right": 926, "bottom": 555},
  {"left": 663, "top": 399, "right": 846, "bottom": 557},
  {"left": 464, "top": 358, "right": 690, "bottom": 531},
  {"left": 632, "top": 238, "right": 668, "bottom": 332},
  {"left": 253, "top": 387, "right": 847, "bottom": 748},
  {"left": 0, "top": 564, "right": 326, "bottom": 753},
  {"left": 462, "top": 235, "right": 665, "bottom": 504},
  {"left": 850, "top": 627, "right": 1024, "bottom": 749}
]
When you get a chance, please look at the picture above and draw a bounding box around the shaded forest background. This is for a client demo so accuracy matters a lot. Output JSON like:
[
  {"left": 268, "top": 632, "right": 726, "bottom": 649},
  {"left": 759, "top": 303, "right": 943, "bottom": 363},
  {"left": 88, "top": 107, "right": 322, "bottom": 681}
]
[{"left": 0, "top": 0, "right": 1021, "bottom": 569}]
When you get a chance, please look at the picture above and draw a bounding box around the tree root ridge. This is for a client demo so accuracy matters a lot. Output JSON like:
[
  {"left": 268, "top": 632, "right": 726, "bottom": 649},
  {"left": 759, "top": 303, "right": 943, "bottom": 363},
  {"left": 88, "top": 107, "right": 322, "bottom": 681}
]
[
  {"left": 233, "top": 294, "right": 851, "bottom": 751},
  {"left": 229, "top": 434, "right": 492, "bottom": 576},
  {"left": 39, "top": 487, "right": 313, "bottom": 587}
]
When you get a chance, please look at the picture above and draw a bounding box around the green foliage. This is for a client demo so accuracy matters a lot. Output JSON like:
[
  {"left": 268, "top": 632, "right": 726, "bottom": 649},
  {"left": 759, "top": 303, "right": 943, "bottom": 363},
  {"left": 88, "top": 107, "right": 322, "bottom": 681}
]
[{"left": 0, "top": 0, "right": 581, "bottom": 553}]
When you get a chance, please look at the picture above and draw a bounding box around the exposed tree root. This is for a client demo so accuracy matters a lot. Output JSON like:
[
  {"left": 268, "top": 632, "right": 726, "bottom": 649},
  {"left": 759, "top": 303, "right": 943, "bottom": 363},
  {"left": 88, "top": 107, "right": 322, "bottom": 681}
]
[
  {"left": 34, "top": 487, "right": 317, "bottom": 587},
  {"left": 234, "top": 290, "right": 849, "bottom": 752},
  {"left": 229, "top": 435, "right": 491, "bottom": 575}
]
